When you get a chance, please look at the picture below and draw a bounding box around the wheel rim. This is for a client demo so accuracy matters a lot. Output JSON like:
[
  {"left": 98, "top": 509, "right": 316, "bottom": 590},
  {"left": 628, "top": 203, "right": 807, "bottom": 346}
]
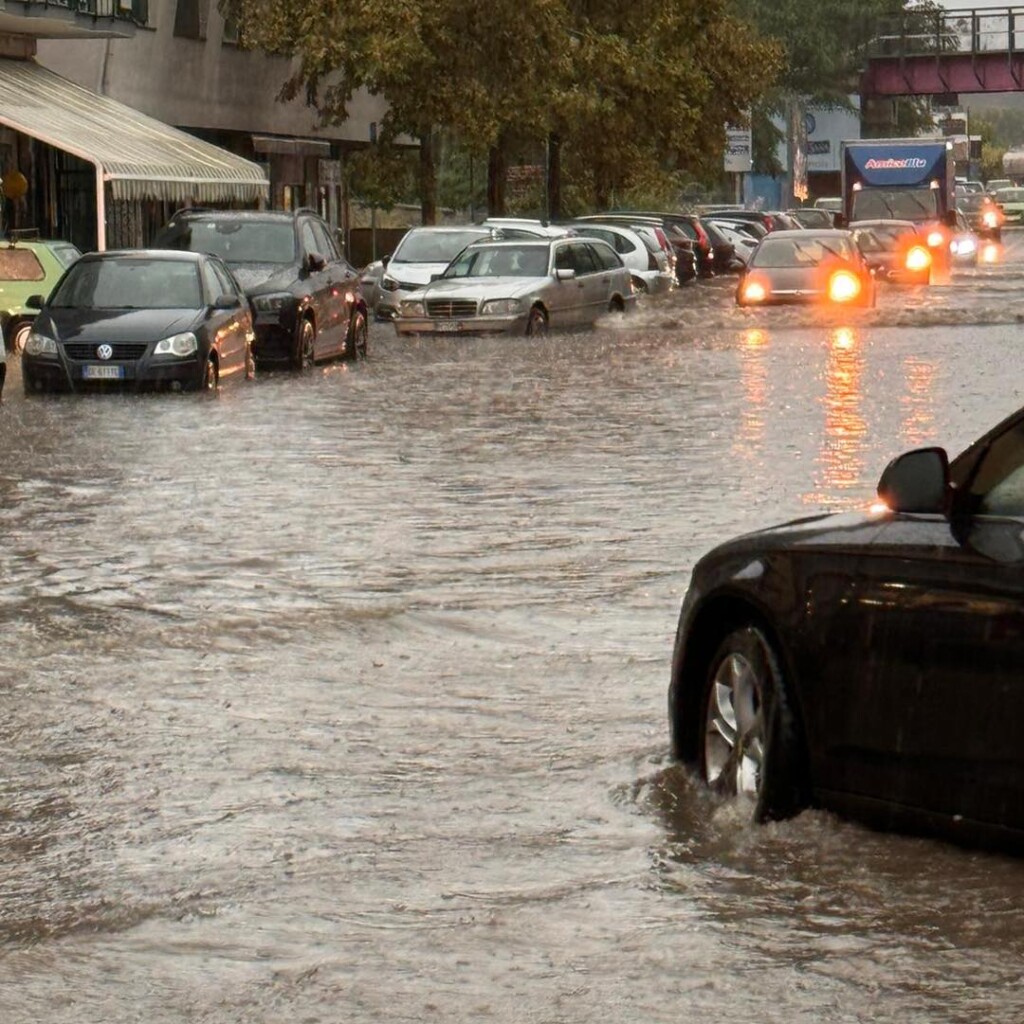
[
  {"left": 301, "top": 321, "right": 315, "bottom": 367},
  {"left": 351, "top": 312, "right": 367, "bottom": 357},
  {"left": 704, "top": 651, "right": 765, "bottom": 796},
  {"left": 204, "top": 358, "right": 218, "bottom": 390},
  {"left": 12, "top": 322, "right": 30, "bottom": 355},
  {"left": 528, "top": 310, "right": 547, "bottom": 335}
]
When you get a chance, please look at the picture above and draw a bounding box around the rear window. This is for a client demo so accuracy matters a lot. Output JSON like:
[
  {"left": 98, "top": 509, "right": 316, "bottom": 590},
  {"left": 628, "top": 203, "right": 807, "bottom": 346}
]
[{"left": 0, "top": 248, "right": 44, "bottom": 281}]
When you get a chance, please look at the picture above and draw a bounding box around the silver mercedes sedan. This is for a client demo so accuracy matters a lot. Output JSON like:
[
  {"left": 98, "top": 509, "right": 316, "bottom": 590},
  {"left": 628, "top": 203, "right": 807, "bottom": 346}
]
[{"left": 394, "top": 237, "right": 635, "bottom": 336}]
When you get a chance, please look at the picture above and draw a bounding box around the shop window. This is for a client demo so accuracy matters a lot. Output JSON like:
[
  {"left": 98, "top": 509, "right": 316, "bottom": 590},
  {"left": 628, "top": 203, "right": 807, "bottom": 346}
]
[{"left": 173, "top": 0, "right": 208, "bottom": 40}]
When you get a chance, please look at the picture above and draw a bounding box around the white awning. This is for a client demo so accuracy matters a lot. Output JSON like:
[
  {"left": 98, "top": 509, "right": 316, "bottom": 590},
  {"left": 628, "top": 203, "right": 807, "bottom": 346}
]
[{"left": 0, "top": 57, "right": 269, "bottom": 204}]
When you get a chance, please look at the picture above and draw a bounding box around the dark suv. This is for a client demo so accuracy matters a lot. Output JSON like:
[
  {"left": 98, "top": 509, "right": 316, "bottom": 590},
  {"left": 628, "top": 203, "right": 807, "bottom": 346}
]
[{"left": 153, "top": 208, "right": 368, "bottom": 369}]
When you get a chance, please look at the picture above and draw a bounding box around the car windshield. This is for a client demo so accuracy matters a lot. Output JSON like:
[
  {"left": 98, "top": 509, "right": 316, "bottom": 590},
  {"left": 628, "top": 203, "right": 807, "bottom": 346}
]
[
  {"left": 853, "top": 225, "right": 915, "bottom": 251},
  {"left": 49, "top": 257, "right": 202, "bottom": 309},
  {"left": 997, "top": 189, "right": 1024, "bottom": 202},
  {"left": 443, "top": 245, "right": 550, "bottom": 278},
  {"left": 155, "top": 219, "right": 296, "bottom": 264},
  {"left": 959, "top": 195, "right": 988, "bottom": 212},
  {"left": 394, "top": 230, "right": 488, "bottom": 263},
  {"left": 752, "top": 236, "right": 854, "bottom": 268},
  {"left": 851, "top": 189, "right": 939, "bottom": 222}
]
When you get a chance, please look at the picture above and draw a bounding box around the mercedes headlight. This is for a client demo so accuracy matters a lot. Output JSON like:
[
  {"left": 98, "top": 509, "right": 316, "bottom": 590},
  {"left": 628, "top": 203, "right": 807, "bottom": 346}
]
[
  {"left": 252, "top": 292, "right": 294, "bottom": 313},
  {"left": 400, "top": 300, "right": 425, "bottom": 317},
  {"left": 24, "top": 332, "right": 57, "bottom": 356},
  {"left": 153, "top": 332, "right": 198, "bottom": 357},
  {"left": 381, "top": 275, "right": 401, "bottom": 292},
  {"left": 481, "top": 298, "right": 522, "bottom": 315}
]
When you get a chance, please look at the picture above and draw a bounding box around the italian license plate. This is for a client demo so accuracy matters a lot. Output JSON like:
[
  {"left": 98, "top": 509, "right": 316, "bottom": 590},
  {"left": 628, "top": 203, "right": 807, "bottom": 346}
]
[
  {"left": 435, "top": 321, "right": 461, "bottom": 333},
  {"left": 82, "top": 364, "right": 124, "bottom": 380}
]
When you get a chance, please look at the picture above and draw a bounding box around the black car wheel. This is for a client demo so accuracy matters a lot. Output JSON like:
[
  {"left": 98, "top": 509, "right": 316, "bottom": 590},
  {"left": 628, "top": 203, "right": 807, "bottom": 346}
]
[
  {"left": 526, "top": 306, "right": 548, "bottom": 336},
  {"left": 294, "top": 318, "right": 316, "bottom": 371},
  {"left": 700, "top": 626, "right": 807, "bottom": 822},
  {"left": 203, "top": 355, "right": 219, "bottom": 391},
  {"left": 345, "top": 308, "right": 368, "bottom": 360},
  {"left": 6, "top": 318, "right": 31, "bottom": 355}
]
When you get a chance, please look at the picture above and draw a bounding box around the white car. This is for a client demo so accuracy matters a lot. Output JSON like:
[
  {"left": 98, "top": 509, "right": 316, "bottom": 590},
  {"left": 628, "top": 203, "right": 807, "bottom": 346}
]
[
  {"left": 395, "top": 237, "right": 635, "bottom": 336},
  {"left": 363, "top": 225, "right": 496, "bottom": 322},
  {"left": 569, "top": 221, "right": 675, "bottom": 294},
  {"left": 707, "top": 220, "right": 758, "bottom": 265}
]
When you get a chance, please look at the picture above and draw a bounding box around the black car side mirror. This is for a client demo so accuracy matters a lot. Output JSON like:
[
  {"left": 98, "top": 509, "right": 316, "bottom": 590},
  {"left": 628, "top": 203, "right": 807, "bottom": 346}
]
[
  {"left": 306, "top": 252, "right": 326, "bottom": 273},
  {"left": 213, "top": 293, "right": 241, "bottom": 309},
  {"left": 381, "top": 254, "right": 391, "bottom": 268},
  {"left": 833, "top": 213, "right": 846, "bottom": 229},
  {"left": 877, "top": 447, "right": 950, "bottom": 514},
  {"left": 26, "top": 294, "right": 44, "bottom": 309}
]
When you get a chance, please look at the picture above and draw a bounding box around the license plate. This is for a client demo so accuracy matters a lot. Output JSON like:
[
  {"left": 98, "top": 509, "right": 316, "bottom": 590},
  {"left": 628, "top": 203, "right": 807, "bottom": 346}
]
[
  {"left": 82, "top": 364, "right": 124, "bottom": 380},
  {"left": 435, "top": 321, "right": 461, "bottom": 333}
]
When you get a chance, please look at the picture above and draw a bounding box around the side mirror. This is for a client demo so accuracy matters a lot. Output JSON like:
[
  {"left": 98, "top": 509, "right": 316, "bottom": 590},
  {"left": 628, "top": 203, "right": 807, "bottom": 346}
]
[
  {"left": 832, "top": 213, "right": 846, "bottom": 229},
  {"left": 429, "top": 273, "right": 442, "bottom": 282},
  {"left": 306, "top": 252, "right": 326, "bottom": 273},
  {"left": 213, "top": 293, "right": 241, "bottom": 309},
  {"left": 877, "top": 447, "right": 950, "bottom": 514},
  {"left": 26, "top": 294, "right": 44, "bottom": 309},
  {"left": 381, "top": 254, "right": 391, "bottom": 268},
  {"left": 555, "top": 267, "right": 575, "bottom": 281}
]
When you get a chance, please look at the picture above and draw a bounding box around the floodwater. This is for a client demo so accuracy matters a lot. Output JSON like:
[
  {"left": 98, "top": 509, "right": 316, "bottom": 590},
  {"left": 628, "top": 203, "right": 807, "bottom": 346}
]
[{"left": 3, "top": 235, "right": 1024, "bottom": 1023}]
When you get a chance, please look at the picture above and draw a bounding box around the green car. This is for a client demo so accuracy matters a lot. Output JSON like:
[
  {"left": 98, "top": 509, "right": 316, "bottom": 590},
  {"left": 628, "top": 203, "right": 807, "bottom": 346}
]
[
  {"left": 0, "top": 238, "right": 81, "bottom": 353},
  {"left": 995, "top": 187, "right": 1024, "bottom": 226}
]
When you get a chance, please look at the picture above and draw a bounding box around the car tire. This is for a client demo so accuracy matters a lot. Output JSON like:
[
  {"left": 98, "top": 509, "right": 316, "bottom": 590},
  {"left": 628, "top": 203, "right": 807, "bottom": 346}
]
[
  {"left": 345, "top": 308, "right": 368, "bottom": 360},
  {"left": 203, "top": 355, "right": 219, "bottom": 392},
  {"left": 699, "top": 626, "right": 808, "bottom": 823},
  {"left": 526, "top": 306, "right": 548, "bottom": 336},
  {"left": 6, "top": 318, "right": 31, "bottom": 355},
  {"left": 293, "top": 318, "right": 316, "bottom": 371}
]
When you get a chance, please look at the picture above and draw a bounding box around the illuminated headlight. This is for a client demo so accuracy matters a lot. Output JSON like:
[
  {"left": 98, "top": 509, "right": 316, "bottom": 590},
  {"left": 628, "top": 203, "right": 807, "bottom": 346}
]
[
  {"left": 400, "top": 300, "right": 425, "bottom": 317},
  {"left": 905, "top": 245, "right": 931, "bottom": 272},
  {"left": 480, "top": 298, "right": 522, "bottom": 315},
  {"left": 953, "top": 237, "right": 976, "bottom": 256},
  {"left": 24, "top": 332, "right": 57, "bottom": 356},
  {"left": 983, "top": 211, "right": 998, "bottom": 228},
  {"left": 252, "top": 292, "right": 293, "bottom": 313},
  {"left": 827, "top": 270, "right": 862, "bottom": 303},
  {"left": 741, "top": 279, "right": 768, "bottom": 303},
  {"left": 926, "top": 230, "right": 945, "bottom": 248},
  {"left": 153, "top": 332, "right": 198, "bottom": 357},
  {"left": 380, "top": 275, "right": 401, "bottom": 292}
]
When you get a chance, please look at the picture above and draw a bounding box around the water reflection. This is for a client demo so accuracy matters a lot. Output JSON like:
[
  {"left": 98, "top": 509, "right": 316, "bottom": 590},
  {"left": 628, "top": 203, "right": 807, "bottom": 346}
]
[
  {"left": 805, "top": 326, "right": 867, "bottom": 507},
  {"left": 900, "top": 356, "right": 938, "bottom": 448},
  {"left": 735, "top": 328, "right": 769, "bottom": 453}
]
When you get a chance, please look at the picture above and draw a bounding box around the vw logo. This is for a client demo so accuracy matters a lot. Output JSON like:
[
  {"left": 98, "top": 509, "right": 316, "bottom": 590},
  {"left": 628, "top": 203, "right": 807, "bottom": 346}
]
[{"left": 97, "top": 344, "right": 113, "bottom": 361}]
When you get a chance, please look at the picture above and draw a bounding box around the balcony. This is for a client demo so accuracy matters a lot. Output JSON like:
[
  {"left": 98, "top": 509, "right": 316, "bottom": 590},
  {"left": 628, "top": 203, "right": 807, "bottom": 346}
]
[{"left": 0, "top": 0, "right": 146, "bottom": 39}]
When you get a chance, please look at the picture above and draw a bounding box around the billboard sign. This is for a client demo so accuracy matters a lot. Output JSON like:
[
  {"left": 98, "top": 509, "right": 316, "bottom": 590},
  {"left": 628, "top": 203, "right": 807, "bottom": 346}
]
[{"left": 724, "top": 124, "right": 753, "bottom": 173}]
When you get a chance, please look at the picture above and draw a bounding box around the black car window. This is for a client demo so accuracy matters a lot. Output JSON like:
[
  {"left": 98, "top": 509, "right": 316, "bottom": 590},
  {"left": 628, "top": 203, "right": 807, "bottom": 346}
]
[
  {"left": 589, "top": 241, "right": 622, "bottom": 271},
  {"left": 570, "top": 242, "right": 598, "bottom": 275},
  {"left": 311, "top": 220, "right": 337, "bottom": 261},
  {"left": 964, "top": 420, "right": 1024, "bottom": 516},
  {"left": 209, "top": 258, "right": 239, "bottom": 299},
  {"left": 51, "top": 258, "right": 202, "bottom": 309},
  {"left": 299, "top": 219, "right": 320, "bottom": 258},
  {"left": 200, "top": 260, "right": 222, "bottom": 303},
  {"left": 155, "top": 218, "right": 297, "bottom": 264},
  {"left": 554, "top": 244, "right": 574, "bottom": 271},
  {"left": 675, "top": 221, "right": 698, "bottom": 240},
  {"left": 51, "top": 244, "right": 82, "bottom": 269}
]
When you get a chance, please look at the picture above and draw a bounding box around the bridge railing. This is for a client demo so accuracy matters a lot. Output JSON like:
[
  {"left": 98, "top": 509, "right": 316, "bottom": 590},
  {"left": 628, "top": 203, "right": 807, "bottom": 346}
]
[{"left": 867, "top": 6, "right": 1024, "bottom": 58}]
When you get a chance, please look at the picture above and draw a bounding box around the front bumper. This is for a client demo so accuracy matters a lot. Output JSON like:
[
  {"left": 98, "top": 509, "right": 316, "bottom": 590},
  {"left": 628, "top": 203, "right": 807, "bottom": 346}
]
[
  {"left": 394, "top": 312, "right": 526, "bottom": 335},
  {"left": 22, "top": 349, "right": 205, "bottom": 393}
]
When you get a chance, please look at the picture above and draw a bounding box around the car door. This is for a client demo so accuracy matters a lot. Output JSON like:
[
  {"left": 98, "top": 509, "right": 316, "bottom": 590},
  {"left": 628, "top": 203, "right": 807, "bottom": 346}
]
[
  {"left": 201, "top": 257, "right": 249, "bottom": 379},
  {"left": 298, "top": 216, "right": 338, "bottom": 357},
  {"left": 566, "top": 241, "right": 607, "bottom": 324},
  {"left": 835, "top": 419, "right": 1024, "bottom": 830},
  {"left": 586, "top": 240, "right": 629, "bottom": 306},
  {"left": 551, "top": 242, "right": 586, "bottom": 326},
  {"left": 311, "top": 218, "right": 351, "bottom": 356}
]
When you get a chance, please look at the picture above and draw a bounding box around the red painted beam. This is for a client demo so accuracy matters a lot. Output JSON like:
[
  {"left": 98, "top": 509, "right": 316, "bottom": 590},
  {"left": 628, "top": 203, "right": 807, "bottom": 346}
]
[{"left": 862, "top": 52, "right": 1024, "bottom": 97}]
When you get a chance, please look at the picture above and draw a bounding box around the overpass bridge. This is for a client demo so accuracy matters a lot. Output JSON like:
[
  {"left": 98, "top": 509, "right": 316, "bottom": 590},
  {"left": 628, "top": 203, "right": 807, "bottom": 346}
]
[{"left": 863, "top": 6, "right": 1024, "bottom": 97}]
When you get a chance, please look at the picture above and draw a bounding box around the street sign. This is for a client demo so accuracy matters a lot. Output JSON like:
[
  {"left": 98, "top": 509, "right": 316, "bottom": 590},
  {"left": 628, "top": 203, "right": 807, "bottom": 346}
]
[{"left": 724, "top": 125, "right": 753, "bottom": 173}]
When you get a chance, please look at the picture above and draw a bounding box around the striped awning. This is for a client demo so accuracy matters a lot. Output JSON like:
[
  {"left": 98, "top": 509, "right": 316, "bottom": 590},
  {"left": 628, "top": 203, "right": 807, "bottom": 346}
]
[{"left": 0, "top": 57, "right": 269, "bottom": 203}]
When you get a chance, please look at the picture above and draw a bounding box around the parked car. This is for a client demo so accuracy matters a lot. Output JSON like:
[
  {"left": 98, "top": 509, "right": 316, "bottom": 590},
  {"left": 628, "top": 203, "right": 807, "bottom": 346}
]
[
  {"left": 986, "top": 178, "right": 1013, "bottom": 196},
  {"left": 994, "top": 187, "right": 1024, "bottom": 224},
  {"left": 21, "top": 250, "right": 254, "bottom": 393},
  {"left": 668, "top": 397, "right": 1024, "bottom": 853},
  {"left": 706, "top": 220, "right": 757, "bottom": 266},
  {"left": 0, "top": 237, "right": 81, "bottom": 353},
  {"left": 814, "top": 196, "right": 843, "bottom": 214},
  {"left": 958, "top": 192, "right": 1004, "bottom": 240},
  {"left": 574, "top": 214, "right": 700, "bottom": 284},
  {"left": 569, "top": 221, "right": 676, "bottom": 294},
  {"left": 394, "top": 237, "right": 634, "bottom": 336},
  {"left": 711, "top": 210, "right": 787, "bottom": 235},
  {"left": 736, "top": 229, "right": 875, "bottom": 307},
  {"left": 362, "top": 225, "right": 496, "bottom": 321},
  {"left": 850, "top": 219, "right": 932, "bottom": 284},
  {"left": 787, "top": 207, "right": 835, "bottom": 229},
  {"left": 153, "top": 208, "right": 367, "bottom": 370},
  {"left": 478, "top": 218, "right": 574, "bottom": 239}
]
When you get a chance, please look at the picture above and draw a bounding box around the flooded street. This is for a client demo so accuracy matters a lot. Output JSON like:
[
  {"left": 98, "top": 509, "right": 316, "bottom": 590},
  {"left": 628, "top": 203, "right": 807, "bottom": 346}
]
[{"left": 5, "top": 235, "right": 1024, "bottom": 1023}]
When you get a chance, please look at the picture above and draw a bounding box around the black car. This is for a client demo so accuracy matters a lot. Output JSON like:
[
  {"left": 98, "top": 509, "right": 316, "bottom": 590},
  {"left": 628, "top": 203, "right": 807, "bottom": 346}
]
[
  {"left": 669, "top": 400, "right": 1024, "bottom": 853},
  {"left": 21, "top": 250, "right": 254, "bottom": 393},
  {"left": 957, "top": 193, "right": 1003, "bottom": 240},
  {"left": 153, "top": 208, "right": 368, "bottom": 370}
]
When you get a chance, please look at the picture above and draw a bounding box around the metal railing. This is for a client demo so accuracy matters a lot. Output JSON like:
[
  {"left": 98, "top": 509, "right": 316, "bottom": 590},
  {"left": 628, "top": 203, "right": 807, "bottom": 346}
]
[{"left": 867, "top": 6, "right": 1024, "bottom": 58}]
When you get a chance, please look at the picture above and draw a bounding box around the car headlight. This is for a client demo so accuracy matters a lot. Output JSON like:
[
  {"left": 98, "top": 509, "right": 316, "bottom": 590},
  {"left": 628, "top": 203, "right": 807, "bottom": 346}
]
[
  {"left": 741, "top": 278, "right": 768, "bottom": 303},
  {"left": 983, "top": 211, "right": 998, "bottom": 228},
  {"left": 400, "top": 300, "right": 425, "bottom": 317},
  {"left": 827, "top": 270, "right": 862, "bottom": 303},
  {"left": 153, "top": 331, "right": 198, "bottom": 357},
  {"left": 905, "top": 245, "right": 931, "bottom": 272},
  {"left": 926, "top": 230, "right": 946, "bottom": 248},
  {"left": 24, "top": 331, "right": 57, "bottom": 356},
  {"left": 954, "top": 237, "right": 977, "bottom": 255},
  {"left": 480, "top": 298, "right": 522, "bottom": 315},
  {"left": 380, "top": 275, "right": 401, "bottom": 292},
  {"left": 252, "top": 292, "right": 294, "bottom": 313}
]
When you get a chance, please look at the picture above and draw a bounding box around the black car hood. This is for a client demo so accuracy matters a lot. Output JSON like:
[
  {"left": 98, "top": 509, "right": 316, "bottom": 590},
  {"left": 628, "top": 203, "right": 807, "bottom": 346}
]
[
  {"left": 39, "top": 307, "right": 201, "bottom": 344},
  {"left": 227, "top": 263, "right": 299, "bottom": 294}
]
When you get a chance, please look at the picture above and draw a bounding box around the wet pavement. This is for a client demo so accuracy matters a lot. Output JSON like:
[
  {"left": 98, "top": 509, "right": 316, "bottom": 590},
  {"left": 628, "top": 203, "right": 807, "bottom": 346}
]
[{"left": 3, "top": 234, "right": 1024, "bottom": 1022}]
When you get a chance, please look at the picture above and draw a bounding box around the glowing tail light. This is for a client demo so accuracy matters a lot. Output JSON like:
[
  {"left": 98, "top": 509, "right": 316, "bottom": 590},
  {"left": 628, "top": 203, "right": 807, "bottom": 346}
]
[
  {"left": 905, "top": 245, "right": 931, "bottom": 272},
  {"left": 827, "top": 270, "right": 862, "bottom": 303},
  {"left": 926, "top": 230, "right": 946, "bottom": 248},
  {"left": 741, "top": 278, "right": 768, "bottom": 303}
]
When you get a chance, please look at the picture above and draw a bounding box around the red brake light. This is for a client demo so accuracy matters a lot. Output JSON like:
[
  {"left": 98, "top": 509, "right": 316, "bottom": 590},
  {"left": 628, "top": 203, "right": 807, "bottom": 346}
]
[{"left": 764, "top": 215, "right": 776, "bottom": 231}]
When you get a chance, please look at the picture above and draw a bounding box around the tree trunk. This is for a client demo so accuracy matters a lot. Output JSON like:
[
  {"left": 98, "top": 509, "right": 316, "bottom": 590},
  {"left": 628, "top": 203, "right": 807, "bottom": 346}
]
[
  {"left": 419, "top": 131, "right": 437, "bottom": 225},
  {"left": 546, "top": 132, "right": 562, "bottom": 223},
  {"left": 487, "top": 137, "right": 507, "bottom": 217}
]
